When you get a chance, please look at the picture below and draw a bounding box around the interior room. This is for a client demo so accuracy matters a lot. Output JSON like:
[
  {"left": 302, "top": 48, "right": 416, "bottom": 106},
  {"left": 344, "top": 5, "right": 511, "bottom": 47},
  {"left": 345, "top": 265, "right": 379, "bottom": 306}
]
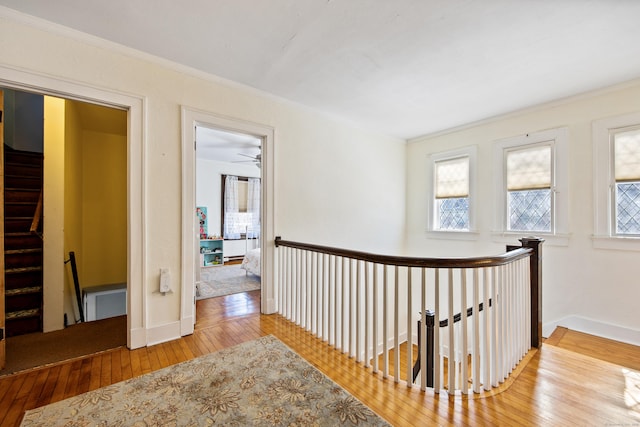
[
  {"left": 195, "top": 125, "right": 261, "bottom": 301},
  {"left": 0, "top": 2, "right": 640, "bottom": 426}
]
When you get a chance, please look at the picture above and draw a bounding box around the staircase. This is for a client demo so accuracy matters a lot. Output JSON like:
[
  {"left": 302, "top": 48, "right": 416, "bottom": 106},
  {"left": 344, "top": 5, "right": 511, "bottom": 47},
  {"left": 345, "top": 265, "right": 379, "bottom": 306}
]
[{"left": 4, "top": 145, "right": 43, "bottom": 337}]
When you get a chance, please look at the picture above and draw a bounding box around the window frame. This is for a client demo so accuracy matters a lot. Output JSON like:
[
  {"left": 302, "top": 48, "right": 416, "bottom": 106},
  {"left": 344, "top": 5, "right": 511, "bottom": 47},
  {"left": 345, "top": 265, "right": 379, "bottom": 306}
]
[
  {"left": 492, "top": 127, "right": 569, "bottom": 246},
  {"left": 427, "top": 146, "right": 477, "bottom": 239},
  {"left": 593, "top": 112, "right": 640, "bottom": 251}
]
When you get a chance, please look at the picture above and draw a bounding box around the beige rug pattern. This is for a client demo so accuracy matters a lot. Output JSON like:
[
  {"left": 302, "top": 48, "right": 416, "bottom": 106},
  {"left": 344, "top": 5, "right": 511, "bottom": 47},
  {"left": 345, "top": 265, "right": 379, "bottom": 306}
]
[
  {"left": 197, "top": 264, "right": 260, "bottom": 299},
  {"left": 21, "top": 335, "right": 390, "bottom": 426}
]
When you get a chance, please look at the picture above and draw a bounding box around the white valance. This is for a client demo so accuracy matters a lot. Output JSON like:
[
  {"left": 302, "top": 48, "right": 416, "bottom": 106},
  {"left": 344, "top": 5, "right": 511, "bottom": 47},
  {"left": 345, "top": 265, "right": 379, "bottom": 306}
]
[
  {"left": 615, "top": 128, "right": 640, "bottom": 182},
  {"left": 435, "top": 156, "right": 469, "bottom": 199},
  {"left": 506, "top": 145, "right": 551, "bottom": 191}
]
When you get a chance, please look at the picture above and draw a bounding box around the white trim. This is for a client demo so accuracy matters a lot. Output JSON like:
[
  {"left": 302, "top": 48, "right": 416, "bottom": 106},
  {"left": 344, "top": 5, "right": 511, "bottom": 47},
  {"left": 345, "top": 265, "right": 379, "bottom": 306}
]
[
  {"left": 0, "top": 64, "right": 147, "bottom": 349},
  {"left": 544, "top": 315, "right": 640, "bottom": 347},
  {"left": 426, "top": 145, "right": 477, "bottom": 236},
  {"left": 592, "top": 112, "right": 640, "bottom": 251},
  {"left": 181, "top": 107, "right": 276, "bottom": 334},
  {"left": 492, "top": 127, "right": 569, "bottom": 240},
  {"left": 146, "top": 321, "right": 182, "bottom": 346}
]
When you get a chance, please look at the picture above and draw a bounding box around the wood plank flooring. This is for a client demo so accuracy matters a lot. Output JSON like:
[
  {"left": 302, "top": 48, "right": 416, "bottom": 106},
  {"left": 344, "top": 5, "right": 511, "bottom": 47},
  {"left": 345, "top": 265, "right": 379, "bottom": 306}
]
[{"left": 1, "top": 290, "right": 639, "bottom": 426}]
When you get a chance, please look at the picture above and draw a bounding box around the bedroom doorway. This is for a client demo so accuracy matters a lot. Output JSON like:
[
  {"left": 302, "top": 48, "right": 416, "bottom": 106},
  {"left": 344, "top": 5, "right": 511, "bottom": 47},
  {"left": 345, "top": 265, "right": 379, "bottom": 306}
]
[
  {"left": 194, "top": 125, "right": 262, "bottom": 309},
  {"left": 180, "top": 107, "right": 275, "bottom": 334}
]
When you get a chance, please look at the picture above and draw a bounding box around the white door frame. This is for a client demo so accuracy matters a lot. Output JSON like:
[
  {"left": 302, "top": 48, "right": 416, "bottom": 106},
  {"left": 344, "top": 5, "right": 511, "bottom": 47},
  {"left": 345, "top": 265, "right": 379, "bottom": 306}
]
[
  {"left": 0, "top": 64, "right": 147, "bottom": 349},
  {"left": 180, "top": 107, "right": 276, "bottom": 335}
]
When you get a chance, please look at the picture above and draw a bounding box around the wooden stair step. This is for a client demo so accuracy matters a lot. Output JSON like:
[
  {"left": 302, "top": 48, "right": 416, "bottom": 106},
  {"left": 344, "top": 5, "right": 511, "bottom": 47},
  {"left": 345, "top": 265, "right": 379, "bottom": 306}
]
[
  {"left": 5, "top": 286, "right": 43, "bottom": 296},
  {"left": 5, "top": 308, "right": 41, "bottom": 320},
  {"left": 5, "top": 266, "right": 43, "bottom": 274},
  {"left": 5, "top": 248, "right": 42, "bottom": 255}
]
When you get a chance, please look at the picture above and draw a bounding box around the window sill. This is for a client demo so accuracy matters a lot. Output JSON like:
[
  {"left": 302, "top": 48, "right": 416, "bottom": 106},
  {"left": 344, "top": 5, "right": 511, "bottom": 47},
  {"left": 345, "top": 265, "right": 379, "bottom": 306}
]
[
  {"left": 426, "top": 230, "right": 480, "bottom": 241},
  {"left": 592, "top": 235, "right": 640, "bottom": 251},
  {"left": 491, "top": 231, "right": 570, "bottom": 247}
]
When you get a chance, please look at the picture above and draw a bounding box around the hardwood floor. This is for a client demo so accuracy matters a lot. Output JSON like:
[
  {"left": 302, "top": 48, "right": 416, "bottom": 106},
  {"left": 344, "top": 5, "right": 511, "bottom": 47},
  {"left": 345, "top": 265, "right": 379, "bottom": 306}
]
[{"left": 1, "top": 290, "right": 639, "bottom": 426}]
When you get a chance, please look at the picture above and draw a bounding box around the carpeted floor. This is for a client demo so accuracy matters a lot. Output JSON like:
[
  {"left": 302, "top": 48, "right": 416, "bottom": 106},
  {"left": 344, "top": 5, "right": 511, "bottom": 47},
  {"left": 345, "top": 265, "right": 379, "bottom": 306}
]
[
  {"left": 20, "top": 335, "right": 390, "bottom": 426},
  {"left": 0, "top": 315, "right": 127, "bottom": 376},
  {"left": 197, "top": 264, "right": 260, "bottom": 299}
]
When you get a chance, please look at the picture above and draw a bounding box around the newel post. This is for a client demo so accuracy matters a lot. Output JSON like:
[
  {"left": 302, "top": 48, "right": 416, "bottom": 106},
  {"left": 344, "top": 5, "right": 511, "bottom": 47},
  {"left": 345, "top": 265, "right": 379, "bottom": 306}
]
[{"left": 520, "top": 237, "right": 544, "bottom": 348}]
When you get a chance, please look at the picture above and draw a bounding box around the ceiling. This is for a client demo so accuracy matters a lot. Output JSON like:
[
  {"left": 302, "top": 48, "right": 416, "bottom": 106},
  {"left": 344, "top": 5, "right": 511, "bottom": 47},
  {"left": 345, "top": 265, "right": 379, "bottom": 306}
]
[
  {"left": 2, "top": 1, "right": 640, "bottom": 140},
  {"left": 195, "top": 126, "right": 261, "bottom": 165}
]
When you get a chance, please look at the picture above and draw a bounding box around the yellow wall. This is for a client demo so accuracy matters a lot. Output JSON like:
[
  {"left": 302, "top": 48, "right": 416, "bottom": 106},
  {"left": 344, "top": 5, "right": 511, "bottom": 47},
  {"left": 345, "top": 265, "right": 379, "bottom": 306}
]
[
  {"left": 43, "top": 96, "right": 65, "bottom": 332},
  {"left": 44, "top": 96, "right": 127, "bottom": 328},
  {"left": 81, "top": 129, "right": 126, "bottom": 286}
]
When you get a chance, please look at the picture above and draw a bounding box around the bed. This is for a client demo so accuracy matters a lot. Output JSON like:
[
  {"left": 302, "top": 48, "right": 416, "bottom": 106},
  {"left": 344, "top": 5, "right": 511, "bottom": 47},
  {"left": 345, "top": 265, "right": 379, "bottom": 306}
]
[{"left": 241, "top": 248, "right": 261, "bottom": 276}]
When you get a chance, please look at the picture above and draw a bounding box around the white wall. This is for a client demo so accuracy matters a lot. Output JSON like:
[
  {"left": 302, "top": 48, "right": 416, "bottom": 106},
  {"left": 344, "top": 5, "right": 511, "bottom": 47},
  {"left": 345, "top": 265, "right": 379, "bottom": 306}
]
[
  {"left": 0, "top": 11, "right": 406, "bottom": 343},
  {"left": 406, "top": 81, "right": 640, "bottom": 345}
]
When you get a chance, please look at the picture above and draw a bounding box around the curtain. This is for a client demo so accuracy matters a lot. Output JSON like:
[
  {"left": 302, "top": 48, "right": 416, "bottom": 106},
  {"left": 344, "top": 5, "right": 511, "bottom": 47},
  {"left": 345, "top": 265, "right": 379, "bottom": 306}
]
[
  {"left": 247, "top": 178, "right": 261, "bottom": 239},
  {"left": 223, "top": 175, "right": 240, "bottom": 239}
]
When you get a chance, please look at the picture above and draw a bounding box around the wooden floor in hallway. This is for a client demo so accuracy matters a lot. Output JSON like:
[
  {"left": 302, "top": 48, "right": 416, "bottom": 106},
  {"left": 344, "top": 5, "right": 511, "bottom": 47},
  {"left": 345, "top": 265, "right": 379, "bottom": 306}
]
[{"left": 1, "top": 290, "right": 639, "bottom": 426}]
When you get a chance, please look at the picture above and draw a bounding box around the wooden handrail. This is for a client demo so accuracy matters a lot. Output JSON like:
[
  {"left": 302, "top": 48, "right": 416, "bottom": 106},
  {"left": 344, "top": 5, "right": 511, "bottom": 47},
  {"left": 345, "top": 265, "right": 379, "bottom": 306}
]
[
  {"left": 30, "top": 189, "right": 43, "bottom": 236},
  {"left": 275, "top": 236, "right": 532, "bottom": 269}
]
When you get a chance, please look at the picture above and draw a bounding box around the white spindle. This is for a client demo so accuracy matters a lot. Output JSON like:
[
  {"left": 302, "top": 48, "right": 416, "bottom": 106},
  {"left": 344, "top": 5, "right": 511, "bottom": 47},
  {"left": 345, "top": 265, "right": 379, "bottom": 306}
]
[
  {"left": 349, "top": 259, "right": 354, "bottom": 357},
  {"left": 394, "top": 265, "right": 400, "bottom": 383},
  {"left": 460, "top": 268, "right": 468, "bottom": 394},
  {"left": 472, "top": 268, "right": 480, "bottom": 394},
  {"left": 335, "top": 256, "right": 340, "bottom": 349},
  {"left": 373, "top": 263, "right": 379, "bottom": 373},
  {"left": 483, "top": 267, "right": 491, "bottom": 391},
  {"left": 356, "top": 260, "right": 361, "bottom": 362},
  {"left": 383, "top": 264, "right": 389, "bottom": 378},
  {"left": 365, "top": 261, "right": 370, "bottom": 368}
]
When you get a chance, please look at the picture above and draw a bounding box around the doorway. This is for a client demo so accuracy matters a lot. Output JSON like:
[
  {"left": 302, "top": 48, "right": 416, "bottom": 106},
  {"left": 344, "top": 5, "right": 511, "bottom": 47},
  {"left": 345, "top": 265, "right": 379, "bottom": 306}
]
[
  {"left": 194, "top": 126, "right": 261, "bottom": 307},
  {"left": 0, "top": 88, "right": 128, "bottom": 374},
  {"left": 180, "top": 108, "right": 276, "bottom": 335}
]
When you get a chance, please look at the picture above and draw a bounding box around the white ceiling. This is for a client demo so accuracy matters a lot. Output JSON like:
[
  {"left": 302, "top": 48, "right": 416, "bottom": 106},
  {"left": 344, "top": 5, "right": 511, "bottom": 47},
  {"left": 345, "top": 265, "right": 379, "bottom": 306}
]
[
  {"left": 195, "top": 126, "right": 261, "bottom": 165},
  {"left": 2, "top": 1, "right": 640, "bottom": 140}
]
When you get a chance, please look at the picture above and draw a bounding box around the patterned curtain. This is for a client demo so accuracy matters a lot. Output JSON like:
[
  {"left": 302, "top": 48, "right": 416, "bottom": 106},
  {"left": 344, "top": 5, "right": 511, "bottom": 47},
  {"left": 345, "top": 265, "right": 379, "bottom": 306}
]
[
  {"left": 247, "top": 178, "right": 261, "bottom": 239},
  {"left": 223, "top": 175, "right": 240, "bottom": 239}
]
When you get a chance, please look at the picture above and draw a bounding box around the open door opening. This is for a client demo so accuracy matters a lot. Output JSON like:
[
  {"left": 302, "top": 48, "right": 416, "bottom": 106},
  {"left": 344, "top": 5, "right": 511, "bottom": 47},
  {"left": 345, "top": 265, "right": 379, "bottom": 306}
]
[
  {"left": 194, "top": 125, "right": 262, "bottom": 317},
  {"left": 0, "top": 87, "right": 128, "bottom": 375}
]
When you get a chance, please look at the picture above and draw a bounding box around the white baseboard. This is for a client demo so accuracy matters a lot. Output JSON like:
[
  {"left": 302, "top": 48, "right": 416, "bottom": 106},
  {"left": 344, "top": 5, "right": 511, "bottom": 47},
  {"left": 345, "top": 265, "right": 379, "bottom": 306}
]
[
  {"left": 129, "top": 327, "right": 147, "bottom": 349},
  {"left": 146, "top": 321, "right": 182, "bottom": 346},
  {"left": 544, "top": 315, "right": 640, "bottom": 347}
]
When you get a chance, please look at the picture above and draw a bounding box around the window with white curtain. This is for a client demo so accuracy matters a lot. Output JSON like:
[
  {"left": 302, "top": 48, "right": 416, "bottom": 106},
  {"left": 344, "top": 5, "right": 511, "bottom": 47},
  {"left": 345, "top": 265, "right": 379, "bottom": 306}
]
[
  {"left": 435, "top": 156, "right": 470, "bottom": 230},
  {"left": 613, "top": 127, "right": 640, "bottom": 235},
  {"left": 506, "top": 144, "right": 552, "bottom": 232},
  {"left": 222, "top": 175, "right": 260, "bottom": 239},
  {"left": 493, "top": 127, "right": 568, "bottom": 244},
  {"left": 593, "top": 113, "right": 640, "bottom": 250},
  {"left": 428, "top": 146, "right": 476, "bottom": 234}
]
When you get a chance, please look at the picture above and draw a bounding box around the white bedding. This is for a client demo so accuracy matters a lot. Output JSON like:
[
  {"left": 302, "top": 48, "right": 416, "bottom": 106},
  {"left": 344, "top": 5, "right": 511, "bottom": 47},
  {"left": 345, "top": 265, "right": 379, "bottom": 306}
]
[{"left": 241, "top": 248, "right": 261, "bottom": 276}]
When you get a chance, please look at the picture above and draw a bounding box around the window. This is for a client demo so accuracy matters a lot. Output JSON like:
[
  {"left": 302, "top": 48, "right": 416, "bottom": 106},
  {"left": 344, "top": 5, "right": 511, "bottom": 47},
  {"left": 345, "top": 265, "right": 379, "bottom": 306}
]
[
  {"left": 613, "top": 127, "right": 640, "bottom": 235},
  {"left": 493, "top": 128, "right": 568, "bottom": 244},
  {"left": 428, "top": 146, "right": 476, "bottom": 235},
  {"left": 506, "top": 145, "right": 552, "bottom": 232},
  {"left": 593, "top": 113, "right": 640, "bottom": 249}
]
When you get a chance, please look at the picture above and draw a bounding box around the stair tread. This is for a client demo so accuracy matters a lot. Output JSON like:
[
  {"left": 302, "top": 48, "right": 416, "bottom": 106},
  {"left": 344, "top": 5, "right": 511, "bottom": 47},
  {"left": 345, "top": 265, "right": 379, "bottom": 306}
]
[
  {"left": 5, "top": 248, "right": 42, "bottom": 255},
  {"left": 5, "top": 266, "right": 43, "bottom": 274},
  {"left": 5, "top": 286, "right": 43, "bottom": 296},
  {"left": 6, "top": 308, "right": 41, "bottom": 320}
]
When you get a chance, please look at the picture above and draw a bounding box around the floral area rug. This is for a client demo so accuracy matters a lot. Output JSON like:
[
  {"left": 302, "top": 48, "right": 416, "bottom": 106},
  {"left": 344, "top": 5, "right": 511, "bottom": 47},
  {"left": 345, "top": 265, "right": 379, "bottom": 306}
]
[
  {"left": 20, "top": 335, "right": 390, "bottom": 426},
  {"left": 196, "top": 264, "right": 260, "bottom": 300}
]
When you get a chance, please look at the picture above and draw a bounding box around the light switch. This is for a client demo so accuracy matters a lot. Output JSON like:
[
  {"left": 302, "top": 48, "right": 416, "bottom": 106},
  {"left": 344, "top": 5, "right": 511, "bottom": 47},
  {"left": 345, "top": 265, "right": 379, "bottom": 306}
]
[{"left": 160, "top": 268, "right": 171, "bottom": 293}]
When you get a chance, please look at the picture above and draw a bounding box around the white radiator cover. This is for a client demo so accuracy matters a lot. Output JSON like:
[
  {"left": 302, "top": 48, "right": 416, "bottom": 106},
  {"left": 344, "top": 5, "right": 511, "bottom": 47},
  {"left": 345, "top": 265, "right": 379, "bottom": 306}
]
[{"left": 83, "top": 283, "right": 127, "bottom": 321}]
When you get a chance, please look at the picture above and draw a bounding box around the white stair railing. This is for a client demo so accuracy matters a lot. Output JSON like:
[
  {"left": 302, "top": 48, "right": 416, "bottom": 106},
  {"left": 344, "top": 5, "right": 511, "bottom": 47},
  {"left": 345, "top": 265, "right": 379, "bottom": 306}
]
[{"left": 274, "top": 237, "right": 543, "bottom": 395}]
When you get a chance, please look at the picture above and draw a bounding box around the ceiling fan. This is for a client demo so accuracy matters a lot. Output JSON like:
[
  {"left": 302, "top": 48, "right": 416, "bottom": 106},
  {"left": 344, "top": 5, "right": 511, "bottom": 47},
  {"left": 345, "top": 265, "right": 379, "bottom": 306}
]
[{"left": 233, "top": 149, "right": 261, "bottom": 168}]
